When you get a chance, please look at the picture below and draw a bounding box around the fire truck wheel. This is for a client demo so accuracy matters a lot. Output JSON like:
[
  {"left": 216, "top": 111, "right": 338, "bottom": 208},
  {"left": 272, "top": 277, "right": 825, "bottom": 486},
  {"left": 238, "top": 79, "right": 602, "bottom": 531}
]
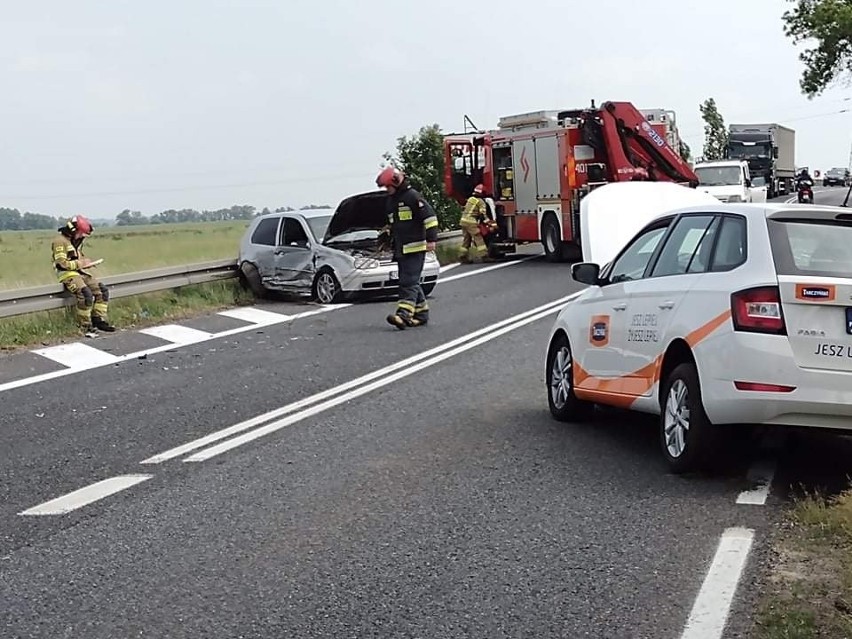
[{"left": 541, "top": 214, "right": 570, "bottom": 263}]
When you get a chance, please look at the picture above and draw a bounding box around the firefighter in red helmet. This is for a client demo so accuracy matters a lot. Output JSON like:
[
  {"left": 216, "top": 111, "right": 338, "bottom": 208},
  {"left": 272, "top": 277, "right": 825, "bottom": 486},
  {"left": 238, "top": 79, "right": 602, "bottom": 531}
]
[
  {"left": 52, "top": 215, "right": 115, "bottom": 335},
  {"left": 375, "top": 166, "right": 439, "bottom": 329},
  {"left": 458, "top": 183, "right": 494, "bottom": 263}
]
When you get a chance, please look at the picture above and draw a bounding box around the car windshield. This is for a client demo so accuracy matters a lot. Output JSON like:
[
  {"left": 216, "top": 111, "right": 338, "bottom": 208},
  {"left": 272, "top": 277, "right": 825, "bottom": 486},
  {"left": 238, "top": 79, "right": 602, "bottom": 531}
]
[
  {"left": 769, "top": 218, "right": 852, "bottom": 277},
  {"left": 306, "top": 214, "right": 332, "bottom": 241},
  {"left": 324, "top": 229, "right": 379, "bottom": 244},
  {"left": 696, "top": 166, "right": 742, "bottom": 186}
]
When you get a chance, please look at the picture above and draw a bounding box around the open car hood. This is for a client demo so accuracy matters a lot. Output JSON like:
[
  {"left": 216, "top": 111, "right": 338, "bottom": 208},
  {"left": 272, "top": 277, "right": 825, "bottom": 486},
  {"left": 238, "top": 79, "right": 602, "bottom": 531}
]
[
  {"left": 323, "top": 190, "right": 388, "bottom": 242},
  {"left": 579, "top": 182, "right": 720, "bottom": 266}
]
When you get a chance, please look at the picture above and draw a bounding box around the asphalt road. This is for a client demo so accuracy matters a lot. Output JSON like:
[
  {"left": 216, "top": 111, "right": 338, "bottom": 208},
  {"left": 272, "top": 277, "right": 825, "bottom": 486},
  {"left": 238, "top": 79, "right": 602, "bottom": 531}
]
[{"left": 3, "top": 196, "right": 852, "bottom": 638}]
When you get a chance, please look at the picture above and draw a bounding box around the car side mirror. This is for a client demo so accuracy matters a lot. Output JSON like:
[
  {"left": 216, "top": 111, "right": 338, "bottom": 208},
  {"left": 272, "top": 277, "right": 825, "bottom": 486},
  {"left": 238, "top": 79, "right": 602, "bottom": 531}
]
[{"left": 572, "top": 262, "right": 600, "bottom": 285}]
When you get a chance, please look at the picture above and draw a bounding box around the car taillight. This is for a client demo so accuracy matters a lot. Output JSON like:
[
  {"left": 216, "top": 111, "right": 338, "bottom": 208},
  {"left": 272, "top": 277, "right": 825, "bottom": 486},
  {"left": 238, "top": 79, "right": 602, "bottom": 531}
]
[{"left": 731, "top": 286, "right": 786, "bottom": 335}]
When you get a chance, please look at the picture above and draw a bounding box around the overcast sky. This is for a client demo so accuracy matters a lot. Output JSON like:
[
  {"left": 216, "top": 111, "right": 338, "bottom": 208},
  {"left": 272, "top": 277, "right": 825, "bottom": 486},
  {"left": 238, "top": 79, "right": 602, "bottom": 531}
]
[{"left": 2, "top": 0, "right": 850, "bottom": 219}]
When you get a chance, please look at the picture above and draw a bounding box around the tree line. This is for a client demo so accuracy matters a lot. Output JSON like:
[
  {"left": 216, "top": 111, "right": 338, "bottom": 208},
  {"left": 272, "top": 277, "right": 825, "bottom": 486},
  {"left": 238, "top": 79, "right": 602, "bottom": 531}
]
[
  {"left": 114, "top": 204, "right": 331, "bottom": 226},
  {"left": 0, "top": 203, "right": 333, "bottom": 231}
]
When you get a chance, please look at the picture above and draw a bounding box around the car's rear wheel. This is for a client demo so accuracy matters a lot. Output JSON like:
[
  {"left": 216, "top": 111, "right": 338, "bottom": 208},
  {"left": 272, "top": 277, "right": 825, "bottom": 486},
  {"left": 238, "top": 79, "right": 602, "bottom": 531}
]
[
  {"left": 546, "top": 333, "right": 593, "bottom": 422},
  {"left": 312, "top": 268, "right": 340, "bottom": 304},
  {"left": 659, "top": 362, "right": 716, "bottom": 473}
]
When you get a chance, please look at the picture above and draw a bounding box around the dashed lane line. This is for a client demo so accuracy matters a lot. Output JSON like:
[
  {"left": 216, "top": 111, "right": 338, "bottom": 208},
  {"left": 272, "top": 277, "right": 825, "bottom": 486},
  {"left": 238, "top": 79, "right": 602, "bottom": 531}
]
[
  {"left": 735, "top": 431, "right": 784, "bottom": 505},
  {"left": 19, "top": 474, "right": 153, "bottom": 516},
  {"left": 0, "top": 305, "right": 345, "bottom": 395},
  {"left": 680, "top": 527, "right": 755, "bottom": 639},
  {"left": 139, "top": 324, "right": 212, "bottom": 346},
  {"left": 33, "top": 342, "right": 120, "bottom": 368},
  {"left": 217, "top": 307, "right": 293, "bottom": 324},
  {"left": 736, "top": 459, "right": 777, "bottom": 505},
  {"left": 439, "top": 255, "right": 537, "bottom": 283}
]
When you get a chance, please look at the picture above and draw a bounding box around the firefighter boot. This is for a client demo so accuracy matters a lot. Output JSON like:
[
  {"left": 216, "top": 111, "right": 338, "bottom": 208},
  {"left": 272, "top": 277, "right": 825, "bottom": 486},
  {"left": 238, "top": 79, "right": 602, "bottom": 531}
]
[
  {"left": 92, "top": 316, "right": 116, "bottom": 332},
  {"left": 386, "top": 313, "right": 408, "bottom": 330},
  {"left": 386, "top": 312, "right": 422, "bottom": 330},
  {"left": 411, "top": 300, "right": 428, "bottom": 327}
]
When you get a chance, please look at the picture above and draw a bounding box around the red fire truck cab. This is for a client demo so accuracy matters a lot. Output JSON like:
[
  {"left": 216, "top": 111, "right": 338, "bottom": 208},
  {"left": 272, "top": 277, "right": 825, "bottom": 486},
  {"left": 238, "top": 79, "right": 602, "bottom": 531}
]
[{"left": 443, "top": 101, "right": 698, "bottom": 262}]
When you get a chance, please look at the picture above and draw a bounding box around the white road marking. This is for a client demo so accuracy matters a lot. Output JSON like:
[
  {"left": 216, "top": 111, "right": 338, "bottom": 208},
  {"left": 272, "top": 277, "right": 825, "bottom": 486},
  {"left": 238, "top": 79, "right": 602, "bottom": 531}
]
[
  {"left": 19, "top": 474, "right": 153, "bottom": 516},
  {"left": 32, "top": 342, "right": 119, "bottom": 368},
  {"left": 139, "top": 324, "right": 212, "bottom": 345},
  {"left": 0, "top": 305, "right": 344, "bottom": 395},
  {"left": 183, "top": 297, "right": 574, "bottom": 462},
  {"left": 439, "top": 256, "right": 538, "bottom": 283},
  {"left": 736, "top": 458, "right": 777, "bottom": 505},
  {"left": 680, "top": 527, "right": 755, "bottom": 639},
  {"left": 1, "top": 256, "right": 536, "bottom": 396},
  {"left": 439, "top": 262, "right": 460, "bottom": 273},
  {"left": 217, "top": 307, "right": 292, "bottom": 324},
  {"left": 783, "top": 186, "right": 833, "bottom": 204},
  {"left": 140, "top": 292, "right": 583, "bottom": 464}
]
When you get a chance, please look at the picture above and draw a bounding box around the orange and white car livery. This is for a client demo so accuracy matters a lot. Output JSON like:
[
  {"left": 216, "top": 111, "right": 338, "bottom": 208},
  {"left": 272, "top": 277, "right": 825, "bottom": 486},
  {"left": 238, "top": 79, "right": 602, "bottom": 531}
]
[{"left": 545, "top": 189, "right": 852, "bottom": 472}]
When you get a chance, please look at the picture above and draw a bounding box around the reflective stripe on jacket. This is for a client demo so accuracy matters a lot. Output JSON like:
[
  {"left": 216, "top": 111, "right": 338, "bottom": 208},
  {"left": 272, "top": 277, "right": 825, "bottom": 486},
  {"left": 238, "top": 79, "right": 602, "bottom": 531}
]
[
  {"left": 51, "top": 234, "right": 84, "bottom": 281},
  {"left": 460, "top": 196, "right": 486, "bottom": 225},
  {"left": 386, "top": 186, "right": 439, "bottom": 257}
]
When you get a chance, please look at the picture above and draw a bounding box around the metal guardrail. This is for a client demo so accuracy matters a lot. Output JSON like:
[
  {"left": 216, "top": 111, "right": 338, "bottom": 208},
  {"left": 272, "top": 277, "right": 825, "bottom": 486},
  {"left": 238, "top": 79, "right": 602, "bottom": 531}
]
[{"left": 0, "top": 230, "right": 463, "bottom": 319}]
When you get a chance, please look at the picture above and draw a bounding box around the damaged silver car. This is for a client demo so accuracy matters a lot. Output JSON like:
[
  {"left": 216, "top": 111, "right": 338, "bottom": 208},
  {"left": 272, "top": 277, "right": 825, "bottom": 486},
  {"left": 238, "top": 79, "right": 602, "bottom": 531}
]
[{"left": 238, "top": 190, "right": 441, "bottom": 304}]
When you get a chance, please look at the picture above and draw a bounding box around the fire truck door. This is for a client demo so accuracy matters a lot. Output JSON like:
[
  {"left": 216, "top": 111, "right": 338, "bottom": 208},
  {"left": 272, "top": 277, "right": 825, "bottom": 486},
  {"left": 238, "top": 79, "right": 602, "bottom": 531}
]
[{"left": 512, "top": 139, "right": 537, "bottom": 212}]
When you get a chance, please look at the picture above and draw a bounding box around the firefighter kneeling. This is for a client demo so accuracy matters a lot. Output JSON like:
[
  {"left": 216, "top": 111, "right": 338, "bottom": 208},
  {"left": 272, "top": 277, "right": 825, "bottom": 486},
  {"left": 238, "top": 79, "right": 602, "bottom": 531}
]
[
  {"left": 458, "top": 184, "right": 495, "bottom": 263},
  {"left": 52, "top": 215, "right": 116, "bottom": 334},
  {"left": 375, "top": 166, "right": 439, "bottom": 330}
]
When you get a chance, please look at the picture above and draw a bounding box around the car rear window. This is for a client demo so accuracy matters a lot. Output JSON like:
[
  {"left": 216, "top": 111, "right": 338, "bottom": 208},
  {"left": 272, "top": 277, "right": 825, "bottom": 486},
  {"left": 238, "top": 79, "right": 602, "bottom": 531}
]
[{"left": 768, "top": 217, "right": 852, "bottom": 277}]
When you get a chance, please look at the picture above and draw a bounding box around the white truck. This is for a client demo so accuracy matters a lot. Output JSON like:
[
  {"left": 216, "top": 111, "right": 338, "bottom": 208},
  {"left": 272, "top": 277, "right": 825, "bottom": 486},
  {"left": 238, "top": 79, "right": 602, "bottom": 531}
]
[{"left": 693, "top": 159, "right": 767, "bottom": 203}]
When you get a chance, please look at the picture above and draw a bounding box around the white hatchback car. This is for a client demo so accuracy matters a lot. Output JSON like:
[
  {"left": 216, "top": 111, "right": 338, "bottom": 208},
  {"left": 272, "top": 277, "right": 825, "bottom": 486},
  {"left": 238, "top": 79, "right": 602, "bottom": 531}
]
[{"left": 545, "top": 197, "right": 852, "bottom": 472}]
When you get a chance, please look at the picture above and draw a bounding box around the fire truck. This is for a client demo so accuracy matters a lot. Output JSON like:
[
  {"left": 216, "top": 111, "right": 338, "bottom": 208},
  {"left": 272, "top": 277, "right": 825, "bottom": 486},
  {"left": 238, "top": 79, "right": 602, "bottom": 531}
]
[{"left": 443, "top": 101, "right": 699, "bottom": 262}]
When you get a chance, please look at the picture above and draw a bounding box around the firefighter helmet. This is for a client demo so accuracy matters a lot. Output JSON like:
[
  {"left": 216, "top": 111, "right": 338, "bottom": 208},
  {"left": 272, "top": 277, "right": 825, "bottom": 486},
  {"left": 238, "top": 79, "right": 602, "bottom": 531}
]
[
  {"left": 473, "top": 184, "right": 484, "bottom": 195},
  {"left": 66, "top": 215, "right": 93, "bottom": 237},
  {"left": 376, "top": 166, "right": 405, "bottom": 189}
]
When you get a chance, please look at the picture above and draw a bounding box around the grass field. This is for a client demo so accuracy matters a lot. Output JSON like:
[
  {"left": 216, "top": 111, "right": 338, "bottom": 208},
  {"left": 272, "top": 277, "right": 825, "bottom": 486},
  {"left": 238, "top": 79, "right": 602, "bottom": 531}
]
[
  {"left": 0, "top": 224, "right": 463, "bottom": 350},
  {"left": 0, "top": 221, "right": 250, "bottom": 291},
  {"left": 755, "top": 487, "right": 852, "bottom": 637}
]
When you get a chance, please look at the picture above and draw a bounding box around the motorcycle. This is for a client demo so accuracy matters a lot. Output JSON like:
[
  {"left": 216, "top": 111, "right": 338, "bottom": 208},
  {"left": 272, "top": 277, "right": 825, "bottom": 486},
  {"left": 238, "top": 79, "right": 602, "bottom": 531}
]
[{"left": 797, "top": 178, "right": 814, "bottom": 203}]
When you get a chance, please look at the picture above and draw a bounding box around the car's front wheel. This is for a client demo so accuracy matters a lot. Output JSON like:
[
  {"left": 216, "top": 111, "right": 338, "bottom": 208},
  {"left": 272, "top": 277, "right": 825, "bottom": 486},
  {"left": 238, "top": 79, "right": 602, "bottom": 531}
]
[
  {"left": 312, "top": 268, "right": 341, "bottom": 304},
  {"left": 422, "top": 283, "right": 435, "bottom": 297},
  {"left": 239, "top": 262, "right": 266, "bottom": 298},
  {"left": 546, "top": 333, "right": 593, "bottom": 422},
  {"left": 659, "top": 362, "right": 715, "bottom": 473}
]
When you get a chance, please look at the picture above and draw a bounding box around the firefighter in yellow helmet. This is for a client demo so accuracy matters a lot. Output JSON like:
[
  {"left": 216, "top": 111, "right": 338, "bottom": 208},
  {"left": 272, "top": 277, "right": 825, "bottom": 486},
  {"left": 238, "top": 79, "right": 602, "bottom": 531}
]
[
  {"left": 52, "top": 215, "right": 116, "bottom": 334},
  {"left": 458, "top": 184, "right": 493, "bottom": 263}
]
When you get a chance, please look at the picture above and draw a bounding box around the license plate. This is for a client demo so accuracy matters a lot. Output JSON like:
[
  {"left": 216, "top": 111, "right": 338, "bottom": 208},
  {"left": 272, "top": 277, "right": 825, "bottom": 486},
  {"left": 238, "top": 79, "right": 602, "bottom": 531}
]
[
  {"left": 845, "top": 307, "right": 852, "bottom": 335},
  {"left": 389, "top": 270, "right": 398, "bottom": 280}
]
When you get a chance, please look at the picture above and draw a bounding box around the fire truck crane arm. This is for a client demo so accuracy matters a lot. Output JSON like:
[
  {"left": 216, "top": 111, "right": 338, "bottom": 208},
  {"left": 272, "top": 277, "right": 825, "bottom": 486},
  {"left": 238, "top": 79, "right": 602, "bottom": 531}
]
[{"left": 600, "top": 102, "right": 699, "bottom": 186}]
